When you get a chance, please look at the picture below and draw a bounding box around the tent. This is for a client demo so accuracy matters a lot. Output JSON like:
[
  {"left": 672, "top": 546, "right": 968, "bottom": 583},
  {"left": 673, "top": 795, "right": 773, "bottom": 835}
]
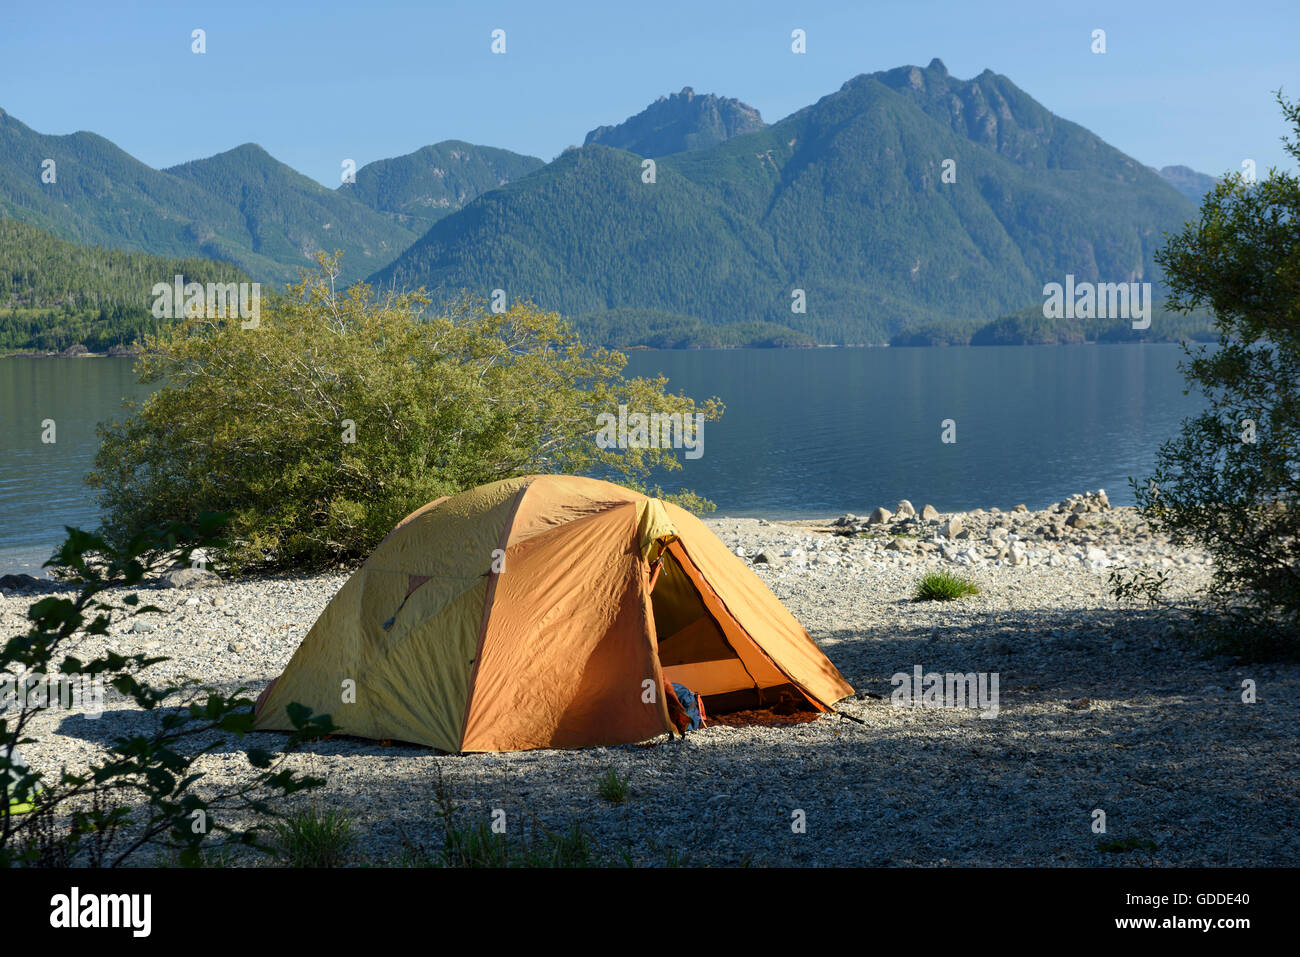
[{"left": 254, "top": 475, "right": 852, "bottom": 752}]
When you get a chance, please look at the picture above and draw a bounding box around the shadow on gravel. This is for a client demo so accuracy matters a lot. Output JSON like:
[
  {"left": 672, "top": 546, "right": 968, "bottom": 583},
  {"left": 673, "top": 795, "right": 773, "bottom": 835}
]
[{"left": 42, "top": 603, "right": 1300, "bottom": 865}]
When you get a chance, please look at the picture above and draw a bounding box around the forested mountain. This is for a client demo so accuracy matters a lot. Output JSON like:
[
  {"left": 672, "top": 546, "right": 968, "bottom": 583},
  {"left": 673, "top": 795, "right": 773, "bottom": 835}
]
[
  {"left": 1156, "top": 164, "right": 1220, "bottom": 204},
  {"left": 163, "top": 144, "right": 417, "bottom": 284},
  {"left": 0, "top": 108, "right": 294, "bottom": 281},
  {"left": 0, "top": 109, "right": 532, "bottom": 285},
  {"left": 341, "top": 141, "right": 544, "bottom": 228},
  {"left": 373, "top": 61, "right": 1199, "bottom": 344},
  {"left": 0, "top": 219, "right": 250, "bottom": 352},
  {"left": 584, "top": 88, "right": 767, "bottom": 157}
]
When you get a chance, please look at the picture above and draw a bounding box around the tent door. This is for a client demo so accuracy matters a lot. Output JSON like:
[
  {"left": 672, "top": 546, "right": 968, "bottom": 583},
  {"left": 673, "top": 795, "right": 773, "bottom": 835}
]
[{"left": 649, "top": 540, "right": 821, "bottom": 713}]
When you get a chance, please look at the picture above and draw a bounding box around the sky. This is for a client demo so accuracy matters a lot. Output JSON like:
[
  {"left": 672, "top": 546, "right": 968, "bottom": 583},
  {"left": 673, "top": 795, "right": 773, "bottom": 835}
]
[{"left": 1, "top": 0, "right": 1296, "bottom": 187}]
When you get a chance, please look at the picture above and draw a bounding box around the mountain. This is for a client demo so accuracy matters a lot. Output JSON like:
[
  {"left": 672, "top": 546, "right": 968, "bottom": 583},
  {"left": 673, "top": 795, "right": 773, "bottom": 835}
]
[
  {"left": 1156, "top": 164, "right": 1219, "bottom": 204},
  {"left": 583, "top": 88, "right": 766, "bottom": 157},
  {"left": 165, "top": 144, "right": 416, "bottom": 283},
  {"left": 0, "top": 218, "right": 250, "bottom": 352},
  {"left": 0, "top": 109, "right": 539, "bottom": 285},
  {"left": 341, "top": 141, "right": 544, "bottom": 228},
  {"left": 0, "top": 107, "right": 294, "bottom": 280},
  {"left": 373, "top": 61, "right": 1199, "bottom": 344}
]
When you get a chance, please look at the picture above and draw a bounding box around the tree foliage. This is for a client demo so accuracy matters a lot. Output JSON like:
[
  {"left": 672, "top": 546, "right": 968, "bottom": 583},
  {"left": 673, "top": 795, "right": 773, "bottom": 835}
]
[
  {"left": 89, "top": 255, "right": 722, "bottom": 571},
  {"left": 1131, "top": 93, "right": 1300, "bottom": 658}
]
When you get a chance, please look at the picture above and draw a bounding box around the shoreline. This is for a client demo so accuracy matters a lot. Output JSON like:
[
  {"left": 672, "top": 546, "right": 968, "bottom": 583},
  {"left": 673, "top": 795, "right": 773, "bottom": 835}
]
[
  {"left": 0, "top": 490, "right": 1143, "bottom": 580},
  {"left": 1, "top": 339, "right": 1211, "bottom": 360}
]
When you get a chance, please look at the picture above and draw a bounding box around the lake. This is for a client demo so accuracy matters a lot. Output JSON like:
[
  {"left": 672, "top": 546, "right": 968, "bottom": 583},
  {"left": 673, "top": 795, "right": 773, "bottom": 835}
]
[{"left": 0, "top": 345, "right": 1203, "bottom": 574}]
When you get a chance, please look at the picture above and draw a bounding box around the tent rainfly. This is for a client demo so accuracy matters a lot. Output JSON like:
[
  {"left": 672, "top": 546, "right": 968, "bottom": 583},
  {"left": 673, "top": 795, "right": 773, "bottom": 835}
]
[{"left": 254, "top": 475, "right": 853, "bottom": 752}]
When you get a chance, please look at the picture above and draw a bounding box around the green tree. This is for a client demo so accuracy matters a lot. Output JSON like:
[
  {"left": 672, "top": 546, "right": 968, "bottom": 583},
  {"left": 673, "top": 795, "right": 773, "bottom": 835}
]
[
  {"left": 89, "top": 254, "right": 722, "bottom": 571},
  {"left": 1132, "top": 93, "right": 1300, "bottom": 658}
]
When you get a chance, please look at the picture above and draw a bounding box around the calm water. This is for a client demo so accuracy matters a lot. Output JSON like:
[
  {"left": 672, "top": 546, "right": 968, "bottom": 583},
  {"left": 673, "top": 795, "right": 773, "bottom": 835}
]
[{"left": 0, "top": 345, "right": 1202, "bottom": 573}]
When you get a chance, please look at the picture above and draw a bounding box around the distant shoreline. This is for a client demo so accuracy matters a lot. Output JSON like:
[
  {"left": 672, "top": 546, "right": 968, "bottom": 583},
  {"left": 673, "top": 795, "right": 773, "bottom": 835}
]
[{"left": 1, "top": 339, "right": 1207, "bottom": 360}]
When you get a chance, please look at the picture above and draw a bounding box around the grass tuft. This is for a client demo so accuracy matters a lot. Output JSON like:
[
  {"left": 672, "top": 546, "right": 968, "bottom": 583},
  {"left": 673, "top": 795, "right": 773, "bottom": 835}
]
[
  {"left": 272, "top": 806, "right": 356, "bottom": 867},
  {"left": 914, "top": 570, "right": 980, "bottom": 602},
  {"left": 596, "top": 767, "right": 630, "bottom": 804}
]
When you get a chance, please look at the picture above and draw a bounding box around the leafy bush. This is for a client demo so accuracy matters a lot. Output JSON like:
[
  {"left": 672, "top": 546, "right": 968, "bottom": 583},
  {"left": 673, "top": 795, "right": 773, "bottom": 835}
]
[
  {"left": 1130, "top": 93, "right": 1300, "bottom": 659},
  {"left": 89, "top": 254, "right": 722, "bottom": 571},
  {"left": 914, "top": 571, "right": 980, "bottom": 602},
  {"left": 1, "top": 518, "right": 334, "bottom": 867}
]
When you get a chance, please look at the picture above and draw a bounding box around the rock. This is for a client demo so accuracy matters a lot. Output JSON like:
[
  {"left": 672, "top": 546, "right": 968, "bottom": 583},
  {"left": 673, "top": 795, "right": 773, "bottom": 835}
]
[
  {"left": 1012, "top": 504, "right": 1028, "bottom": 512},
  {"left": 162, "top": 566, "right": 219, "bottom": 589},
  {"left": 833, "top": 514, "right": 858, "bottom": 527},
  {"left": 1065, "top": 512, "right": 1093, "bottom": 530},
  {"left": 1008, "top": 542, "right": 1027, "bottom": 566},
  {"left": 868, "top": 507, "right": 893, "bottom": 525},
  {"left": 920, "top": 504, "right": 939, "bottom": 521},
  {"left": 131, "top": 620, "right": 158, "bottom": 633},
  {"left": 1085, "top": 546, "right": 1107, "bottom": 563},
  {"left": 940, "top": 516, "right": 964, "bottom": 539},
  {"left": 885, "top": 537, "right": 914, "bottom": 552},
  {"left": 733, "top": 546, "right": 746, "bottom": 557},
  {"left": 0, "top": 573, "right": 45, "bottom": 592},
  {"left": 1096, "top": 489, "right": 1111, "bottom": 509},
  {"left": 989, "top": 527, "right": 1009, "bottom": 542},
  {"left": 752, "top": 550, "right": 779, "bottom": 565},
  {"left": 894, "top": 500, "right": 916, "bottom": 519}
]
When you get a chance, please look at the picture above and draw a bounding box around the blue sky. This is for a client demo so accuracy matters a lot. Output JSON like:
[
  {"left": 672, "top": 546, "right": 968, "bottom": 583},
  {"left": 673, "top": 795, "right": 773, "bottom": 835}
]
[{"left": 2, "top": 0, "right": 1296, "bottom": 186}]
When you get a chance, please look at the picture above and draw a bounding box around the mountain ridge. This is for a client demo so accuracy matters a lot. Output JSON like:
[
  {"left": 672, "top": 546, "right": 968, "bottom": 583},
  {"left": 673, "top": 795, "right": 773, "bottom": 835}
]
[{"left": 373, "top": 62, "right": 1198, "bottom": 344}]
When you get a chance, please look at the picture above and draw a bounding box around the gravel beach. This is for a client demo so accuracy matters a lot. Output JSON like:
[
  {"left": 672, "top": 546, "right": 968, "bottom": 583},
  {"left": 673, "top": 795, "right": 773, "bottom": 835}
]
[{"left": 5, "top": 492, "right": 1297, "bottom": 867}]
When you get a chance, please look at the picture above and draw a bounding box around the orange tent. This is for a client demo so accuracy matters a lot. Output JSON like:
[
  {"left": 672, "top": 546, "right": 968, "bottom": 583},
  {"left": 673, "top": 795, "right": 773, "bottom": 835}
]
[{"left": 254, "top": 475, "right": 852, "bottom": 752}]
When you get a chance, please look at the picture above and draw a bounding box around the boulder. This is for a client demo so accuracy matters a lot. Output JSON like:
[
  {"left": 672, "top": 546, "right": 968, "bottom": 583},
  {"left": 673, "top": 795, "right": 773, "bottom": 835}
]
[
  {"left": 940, "top": 516, "right": 964, "bottom": 539},
  {"left": 920, "top": 504, "right": 940, "bottom": 521},
  {"left": 894, "top": 500, "right": 916, "bottom": 519},
  {"left": 1066, "top": 512, "right": 1093, "bottom": 530},
  {"left": 833, "top": 514, "right": 858, "bottom": 527},
  {"left": 0, "top": 573, "right": 45, "bottom": 592},
  {"left": 867, "top": 506, "right": 893, "bottom": 525},
  {"left": 161, "top": 566, "right": 220, "bottom": 589},
  {"left": 1012, "top": 504, "right": 1028, "bottom": 513}
]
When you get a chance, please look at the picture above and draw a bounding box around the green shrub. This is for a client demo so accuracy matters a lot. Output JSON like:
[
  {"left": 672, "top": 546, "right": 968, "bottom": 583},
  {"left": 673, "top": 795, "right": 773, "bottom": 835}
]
[
  {"left": 914, "top": 571, "right": 980, "bottom": 601},
  {"left": 1129, "top": 93, "right": 1300, "bottom": 659},
  {"left": 89, "top": 254, "right": 722, "bottom": 572},
  {"left": 2, "top": 518, "right": 333, "bottom": 868}
]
